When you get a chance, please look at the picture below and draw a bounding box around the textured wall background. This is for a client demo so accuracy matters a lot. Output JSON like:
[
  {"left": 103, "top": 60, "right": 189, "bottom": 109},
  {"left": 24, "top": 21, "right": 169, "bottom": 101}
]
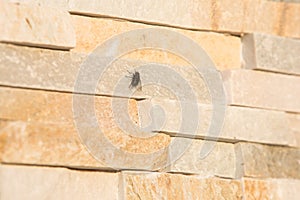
[{"left": 0, "top": 0, "right": 299, "bottom": 199}]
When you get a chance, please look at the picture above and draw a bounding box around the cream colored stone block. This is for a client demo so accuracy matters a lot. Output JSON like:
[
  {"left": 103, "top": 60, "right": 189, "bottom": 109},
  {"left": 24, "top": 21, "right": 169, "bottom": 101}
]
[
  {"left": 165, "top": 138, "right": 237, "bottom": 178},
  {"left": 0, "top": 165, "right": 119, "bottom": 200},
  {"left": 0, "top": 1, "right": 75, "bottom": 49},
  {"left": 243, "top": 178, "right": 300, "bottom": 200},
  {"left": 235, "top": 143, "right": 300, "bottom": 179},
  {"left": 138, "top": 98, "right": 300, "bottom": 147},
  {"left": 68, "top": 0, "right": 300, "bottom": 38},
  {"left": 0, "top": 86, "right": 140, "bottom": 124},
  {"left": 0, "top": 120, "right": 170, "bottom": 170},
  {"left": 121, "top": 171, "right": 243, "bottom": 200},
  {"left": 71, "top": 15, "right": 241, "bottom": 70},
  {"left": 243, "top": 33, "right": 300, "bottom": 75},
  {"left": 0, "top": 44, "right": 213, "bottom": 103},
  {"left": 222, "top": 70, "right": 300, "bottom": 112}
]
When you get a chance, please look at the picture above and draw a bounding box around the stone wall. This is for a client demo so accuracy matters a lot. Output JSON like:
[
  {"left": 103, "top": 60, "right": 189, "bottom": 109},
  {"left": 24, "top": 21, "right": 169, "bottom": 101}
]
[{"left": 0, "top": 0, "right": 299, "bottom": 199}]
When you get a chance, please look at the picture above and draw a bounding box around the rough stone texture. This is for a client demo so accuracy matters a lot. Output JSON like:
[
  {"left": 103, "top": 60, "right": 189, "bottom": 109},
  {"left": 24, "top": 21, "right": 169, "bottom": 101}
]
[
  {"left": 0, "top": 121, "right": 101, "bottom": 168},
  {"left": 165, "top": 138, "right": 237, "bottom": 178},
  {"left": 0, "top": 43, "right": 213, "bottom": 103},
  {"left": 7, "top": 0, "right": 69, "bottom": 9},
  {"left": 0, "top": 86, "right": 140, "bottom": 125},
  {"left": 0, "top": 120, "right": 170, "bottom": 170},
  {"left": 121, "top": 171, "right": 243, "bottom": 200},
  {"left": 272, "top": 0, "right": 300, "bottom": 3},
  {"left": 3, "top": 44, "right": 299, "bottom": 113},
  {"left": 0, "top": 1, "right": 75, "bottom": 49},
  {"left": 222, "top": 70, "right": 300, "bottom": 112},
  {"left": 0, "top": 165, "right": 119, "bottom": 200},
  {"left": 71, "top": 15, "right": 241, "bottom": 70},
  {"left": 243, "top": 33, "right": 300, "bottom": 75},
  {"left": 68, "top": 0, "right": 300, "bottom": 38},
  {"left": 235, "top": 143, "right": 300, "bottom": 179},
  {"left": 138, "top": 99, "right": 300, "bottom": 147},
  {"left": 0, "top": 44, "right": 84, "bottom": 92},
  {"left": 243, "top": 178, "right": 300, "bottom": 200},
  {"left": 0, "top": 88, "right": 170, "bottom": 170}
]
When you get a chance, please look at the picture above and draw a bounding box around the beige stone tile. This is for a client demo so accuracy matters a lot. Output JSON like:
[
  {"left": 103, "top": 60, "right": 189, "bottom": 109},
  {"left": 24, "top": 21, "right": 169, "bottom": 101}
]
[
  {"left": 235, "top": 143, "right": 300, "bottom": 179},
  {"left": 0, "top": 120, "right": 170, "bottom": 170},
  {"left": 0, "top": 43, "right": 213, "bottom": 103},
  {"left": 121, "top": 171, "right": 243, "bottom": 200},
  {"left": 138, "top": 98, "right": 300, "bottom": 147},
  {"left": 242, "top": 33, "right": 300, "bottom": 75},
  {"left": 243, "top": 178, "right": 300, "bottom": 200},
  {"left": 0, "top": 44, "right": 84, "bottom": 92},
  {"left": 0, "top": 165, "right": 119, "bottom": 200},
  {"left": 68, "top": 0, "right": 300, "bottom": 38},
  {"left": 165, "top": 138, "right": 237, "bottom": 178},
  {"left": 0, "top": 1, "right": 75, "bottom": 49},
  {"left": 222, "top": 69, "right": 300, "bottom": 112},
  {"left": 0, "top": 86, "right": 139, "bottom": 124},
  {"left": 71, "top": 15, "right": 241, "bottom": 70}
]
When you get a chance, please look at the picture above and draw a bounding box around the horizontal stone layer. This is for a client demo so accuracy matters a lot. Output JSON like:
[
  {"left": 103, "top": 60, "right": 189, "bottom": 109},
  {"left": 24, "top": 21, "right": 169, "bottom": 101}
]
[
  {"left": 2, "top": 44, "right": 300, "bottom": 112},
  {"left": 67, "top": 0, "right": 300, "bottom": 38},
  {"left": 0, "top": 43, "right": 212, "bottom": 103},
  {"left": 235, "top": 143, "right": 300, "bottom": 179},
  {"left": 0, "top": 86, "right": 140, "bottom": 124},
  {"left": 123, "top": 172, "right": 300, "bottom": 199},
  {"left": 242, "top": 33, "right": 300, "bottom": 75},
  {"left": 2, "top": 165, "right": 299, "bottom": 199},
  {"left": 121, "top": 171, "right": 242, "bottom": 199},
  {"left": 165, "top": 138, "right": 237, "bottom": 178},
  {"left": 138, "top": 98, "right": 300, "bottom": 147},
  {"left": 0, "top": 120, "right": 170, "bottom": 170},
  {"left": 243, "top": 178, "right": 300, "bottom": 200},
  {"left": 4, "top": 0, "right": 300, "bottom": 38},
  {"left": 0, "top": 120, "right": 237, "bottom": 177},
  {"left": 0, "top": 165, "right": 119, "bottom": 200},
  {"left": 11, "top": 0, "right": 300, "bottom": 38},
  {"left": 222, "top": 69, "right": 300, "bottom": 112},
  {"left": 0, "top": 1, "right": 75, "bottom": 49},
  {"left": 70, "top": 15, "right": 241, "bottom": 70}
]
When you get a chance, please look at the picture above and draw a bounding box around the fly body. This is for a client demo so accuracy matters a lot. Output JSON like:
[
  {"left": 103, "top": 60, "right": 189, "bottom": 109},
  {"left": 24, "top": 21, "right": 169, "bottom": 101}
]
[{"left": 127, "top": 70, "right": 142, "bottom": 90}]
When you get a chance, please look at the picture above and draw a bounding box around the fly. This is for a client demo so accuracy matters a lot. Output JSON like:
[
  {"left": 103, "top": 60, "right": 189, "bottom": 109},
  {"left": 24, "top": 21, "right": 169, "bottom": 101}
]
[{"left": 126, "top": 70, "right": 142, "bottom": 91}]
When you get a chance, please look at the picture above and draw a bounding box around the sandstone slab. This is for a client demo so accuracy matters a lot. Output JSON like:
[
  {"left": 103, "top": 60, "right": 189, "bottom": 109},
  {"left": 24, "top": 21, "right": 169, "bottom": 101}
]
[
  {"left": 243, "top": 33, "right": 300, "bottom": 75},
  {"left": 0, "top": 86, "right": 140, "bottom": 124},
  {"left": 0, "top": 165, "right": 119, "bottom": 200},
  {"left": 0, "top": 44, "right": 84, "bottom": 92},
  {"left": 235, "top": 143, "right": 300, "bottom": 179},
  {"left": 222, "top": 70, "right": 300, "bottom": 112},
  {"left": 71, "top": 15, "right": 241, "bottom": 70},
  {"left": 121, "top": 171, "right": 243, "bottom": 200},
  {"left": 165, "top": 138, "right": 237, "bottom": 178},
  {"left": 243, "top": 178, "right": 300, "bottom": 200},
  {"left": 0, "top": 1, "right": 75, "bottom": 49},
  {"left": 0, "top": 120, "right": 170, "bottom": 170},
  {"left": 138, "top": 98, "right": 300, "bottom": 147},
  {"left": 68, "top": 0, "right": 300, "bottom": 38},
  {"left": 0, "top": 43, "right": 214, "bottom": 103}
]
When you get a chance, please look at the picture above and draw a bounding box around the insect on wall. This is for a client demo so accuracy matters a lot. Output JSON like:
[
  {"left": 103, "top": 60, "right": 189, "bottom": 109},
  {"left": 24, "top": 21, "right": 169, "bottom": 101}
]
[{"left": 126, "top": 70, "right": 142, "bottom": 91}]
